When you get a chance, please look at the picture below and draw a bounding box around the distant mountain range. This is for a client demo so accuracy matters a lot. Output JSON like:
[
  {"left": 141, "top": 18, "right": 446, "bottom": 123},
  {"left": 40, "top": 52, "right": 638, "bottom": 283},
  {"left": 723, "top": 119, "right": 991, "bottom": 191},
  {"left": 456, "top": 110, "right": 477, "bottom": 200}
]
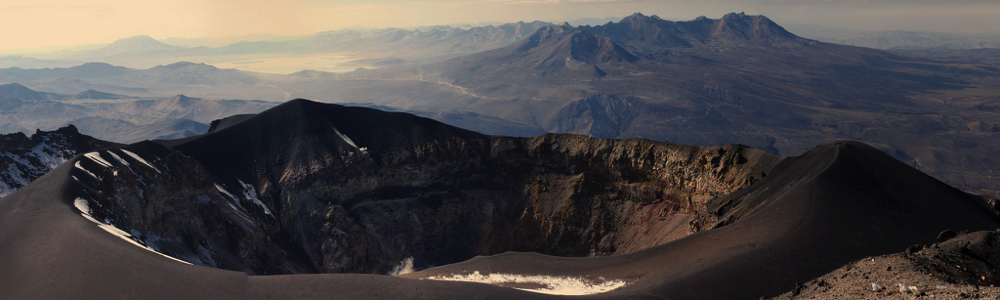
[
  {"left": 0, "top": 62, "right": 272, "bottom": 98},
  {"left": 803, "top": 29, "right": 1000, "bottom": 50},
  {"left": 74, "top": 89, "right": 130, "bottom": 100},
  {"left": 372, "top": 12, "right": 1000, "bottom": 196},
  {"left": 9, "top": 19, "right": 1000, "bottom": 74},
  {"left": 0, "top": 55, "right": 80, "bottom": 69},
  {"left": 81, "top": 35, "right": 179, "bottom": 57},
  {"left": 68, "top": 117, "right": 208, "bottom": 144},
  {"left": 0, "top": 83, "right": 275, "bottom": 143},
  {"left": 1, "top": 12, "right": 999, "bottom": 199},
  {"left": 6, "top": 22, "right": 556, "bottom": 72},
  {"left": 0, "top": 82, "right": 544, "bottom": 140}
]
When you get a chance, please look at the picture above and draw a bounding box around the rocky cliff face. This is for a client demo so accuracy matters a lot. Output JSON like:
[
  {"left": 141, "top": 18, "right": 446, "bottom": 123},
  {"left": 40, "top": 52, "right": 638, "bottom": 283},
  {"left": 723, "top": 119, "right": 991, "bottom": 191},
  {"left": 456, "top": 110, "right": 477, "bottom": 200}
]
[
  {"left": 71, "top": 100, "right": 783, "bottom": 275},
  {"left": 14, "top": 101, "right": 1000, "bottom": 300},
  {"left": 0, "top": 125, "right": 116, "bottom": 196}
]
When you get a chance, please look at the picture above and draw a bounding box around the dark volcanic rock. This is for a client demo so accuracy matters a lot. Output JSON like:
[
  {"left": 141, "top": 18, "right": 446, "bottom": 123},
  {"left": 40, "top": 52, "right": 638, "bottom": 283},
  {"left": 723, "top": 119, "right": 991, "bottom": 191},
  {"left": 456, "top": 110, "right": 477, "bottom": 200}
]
[
  {"left": 4, "top": 100, "right": 1000, "bottom": 300},
  {"left": 72, "top": 142, "right": 315, "bottom": 274},
  {"left": 0, "top": 125, "right": 117, "bottom": 196},
  {"left": 80, "top": 99, "right": 784, "bottom": 275},
  {"left": 406, "top": 140, "right": 1000, "bottom": 300},
  {"left": 205, "top": 114, "right": 255, "bottom": 133},
  {"left": 769, "top": 230, "right": 1000, "bottom": 299},
  {"left": 912, "top": 230, "right": 1000, "bottom": 286}
]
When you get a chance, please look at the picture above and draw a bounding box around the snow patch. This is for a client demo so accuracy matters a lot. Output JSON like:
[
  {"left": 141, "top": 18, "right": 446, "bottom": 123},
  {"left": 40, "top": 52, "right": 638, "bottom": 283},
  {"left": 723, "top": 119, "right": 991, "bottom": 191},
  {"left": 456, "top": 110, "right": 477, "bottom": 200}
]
[
  {"left": 73, "top": 198, "right": 192, "bottom": 265},
  {"left": 193, "top": 244, "right": 218, "bottom": 267},
  {"left": 225, "top": 202, "right": 253, "bottom": 223},
  {"left": 74, "top": 161, "right": 99, "bottom": 179},
  {"left": 237, "top": 179, "right": 273, "bottom": 216},
  {"left": 0, "top": 164, "right": 30, "bottom": 196},
  {"left": 28, "top": 143, "right": 70, "bottom": 170},
  {"left": 119, "top": 149, "right": 160, "bottom": 173},
  {"left": 0, "top": 134, "right": 74, "bottom": 195},
  {"left": 215, "top": 184, "right": 238, "bottom": 203},
  {"left": 424, "top": 271, "right": 628, "bottom": 295},
  {"left": 331, "top": 125, "right": 358, "bottom": 148},
  {"left": 106, "top": 151, "right": 131, "bottom": 167},
  {"left": 144, "top": 234, "right": 218, "bottom": 268},
  {"left": 106, "top": 151, "right": 137, "bottom": 175},
  {"left": 390, "top": 257, "right": 415, "bottom": 276},
  {"left": 84, "top": 152, "right": 113, "bottom": 168},
  {"left": 74, "top": 197, "right": 91, "bottom": 214}
]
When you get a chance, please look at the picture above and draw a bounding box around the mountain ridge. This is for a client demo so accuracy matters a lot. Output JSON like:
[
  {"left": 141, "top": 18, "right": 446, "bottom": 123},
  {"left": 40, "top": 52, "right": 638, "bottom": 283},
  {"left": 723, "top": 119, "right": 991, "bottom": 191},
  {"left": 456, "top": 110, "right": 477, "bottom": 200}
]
[
  {"left": 581, "top": 12, "right": 800, "bottom": 49},
  {"left": 2, "top": 100, "right": 999, "bottom": 299},
  {"left": 96, "top": 35, "right": 178, "bottom": 54},
  {"left": 0, "top": 125, "right": 118, "bottom": 196},
  {"left": 404, "top": 139, "right": 1000, "bottom": 299},
  {"left": 388, "top": 12, "right": 1000, "bottom": 198},
  {"left": 74, "top": 89, "right": 129, "bottom": 100}
]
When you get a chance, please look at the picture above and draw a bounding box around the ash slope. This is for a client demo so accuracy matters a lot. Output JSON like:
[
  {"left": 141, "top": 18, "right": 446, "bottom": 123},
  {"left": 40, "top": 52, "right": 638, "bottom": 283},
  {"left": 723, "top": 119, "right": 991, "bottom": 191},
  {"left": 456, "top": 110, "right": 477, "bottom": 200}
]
[{"left": 1, "top": 100, "right": 998, "bottom": 300}]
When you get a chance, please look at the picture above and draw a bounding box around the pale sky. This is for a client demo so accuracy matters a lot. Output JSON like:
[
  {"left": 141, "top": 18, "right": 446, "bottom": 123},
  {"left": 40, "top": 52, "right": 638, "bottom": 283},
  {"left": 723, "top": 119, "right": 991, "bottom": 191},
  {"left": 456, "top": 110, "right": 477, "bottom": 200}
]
[{"left": 3, "top": 0, "right": 1000, "bottom": 52}]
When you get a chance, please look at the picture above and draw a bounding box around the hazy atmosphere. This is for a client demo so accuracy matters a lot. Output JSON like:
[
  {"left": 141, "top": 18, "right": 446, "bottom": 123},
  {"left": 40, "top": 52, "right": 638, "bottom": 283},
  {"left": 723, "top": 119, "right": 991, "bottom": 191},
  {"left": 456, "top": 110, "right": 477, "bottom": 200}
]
[
  {"left": 5, "top": 0, "right": 1000, "bottom": 299},
  {"left": 4, "top": 0, "right": 1000, "bottom": 53}
]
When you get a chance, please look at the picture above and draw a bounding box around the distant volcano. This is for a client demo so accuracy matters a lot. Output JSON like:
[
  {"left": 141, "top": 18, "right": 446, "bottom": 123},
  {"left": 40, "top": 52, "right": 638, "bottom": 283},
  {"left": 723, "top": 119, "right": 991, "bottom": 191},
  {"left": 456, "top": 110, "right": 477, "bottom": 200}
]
[
  {"left": 94, "top": 35, "right": 178, "bottom": 55},
  {"left": 74, "top": 89, "right": 129, "bottom": 100}
]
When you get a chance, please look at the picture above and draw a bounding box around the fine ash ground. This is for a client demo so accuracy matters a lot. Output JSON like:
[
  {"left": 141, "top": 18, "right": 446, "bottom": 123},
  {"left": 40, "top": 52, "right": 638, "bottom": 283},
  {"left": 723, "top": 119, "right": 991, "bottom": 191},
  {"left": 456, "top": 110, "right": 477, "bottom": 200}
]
[{"left": 770, "top": 230, "right": 1000, "bottom": 300}]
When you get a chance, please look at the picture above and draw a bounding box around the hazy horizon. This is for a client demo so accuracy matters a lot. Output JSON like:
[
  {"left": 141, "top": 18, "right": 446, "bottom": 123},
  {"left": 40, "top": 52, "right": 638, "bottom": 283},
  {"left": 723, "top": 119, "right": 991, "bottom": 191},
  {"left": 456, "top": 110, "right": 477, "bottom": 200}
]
[{"left": 4, "top": 0, "right": 1000, "bottom": 54}]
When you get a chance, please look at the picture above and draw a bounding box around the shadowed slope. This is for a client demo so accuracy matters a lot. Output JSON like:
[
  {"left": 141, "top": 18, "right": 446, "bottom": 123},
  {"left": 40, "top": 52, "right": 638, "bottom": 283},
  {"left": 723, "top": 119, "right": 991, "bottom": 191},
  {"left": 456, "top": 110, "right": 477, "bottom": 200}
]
[
  {"left": 149, "top": 99, "right": 779, "bottom": 275},
  {"left": 0, "top": 159, "right": 639, "bottom": 300},
  {"left": 160, "top": 98, "right": 488, "bottom": 213},
  {"left": 405, "top": 141, "right": 1000, "bottom": 299},
  {"left": 1, "top": 101, "right": 998, "bottom": 299},
  {"left": 204, "top": 114, "right": 255, "bottom": 133},
  {"left": 0, "top": 125, "right": 117, "bottom": 196},
  {"left": 768, "top": 229, "right": 1000, "bottom": 299}
]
